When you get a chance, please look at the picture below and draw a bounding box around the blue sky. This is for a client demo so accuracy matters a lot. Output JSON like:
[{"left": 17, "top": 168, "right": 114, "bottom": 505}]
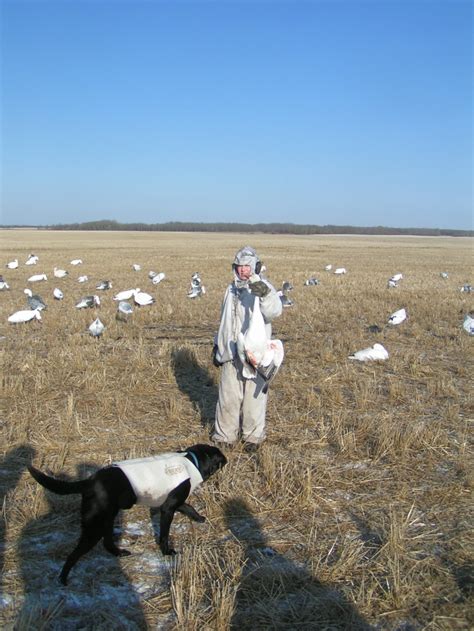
[{"left": 1, "top": 0, "right": 472, "bottom": 229}]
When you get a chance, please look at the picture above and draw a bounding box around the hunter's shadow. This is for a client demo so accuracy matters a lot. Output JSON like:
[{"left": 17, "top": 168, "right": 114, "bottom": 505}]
[
  {"left": 225, "top": 498, "right": 373, "bottom": 630},
  {"left": 171, "top": 346, "right": 218, "bottom": 429},
  {"left": 17, "top": 461, "right": 147, "bottom": 628},
  {"left": 0, "top": 444, "right": 35, "bottom": 607}
]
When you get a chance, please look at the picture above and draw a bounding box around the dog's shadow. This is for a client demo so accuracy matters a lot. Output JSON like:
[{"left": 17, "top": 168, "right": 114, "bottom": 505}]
[
  {"left": 225, "top": 498, "right": 373, "bottom": 630},
  {"left": 0, "top": 444, "right": 36, "bottom": 608},
  {"left": 16, "top": 461, "right": 147, "bottom": 629},
  {"left": 171, "top": 346, "right": 218, "bottom": 429}
]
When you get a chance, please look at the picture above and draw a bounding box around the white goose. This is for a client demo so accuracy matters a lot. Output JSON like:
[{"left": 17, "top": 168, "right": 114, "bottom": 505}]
[
  {"left": 349, "top": 343, "right": 389, "bottom": 362},
  {"left": 8, "top": 308, "right": 42, "bottom": 324},
  {"left": 388, "top": 308, "right": 407, "bottom": 325},
  {"left": 113, "top": 288, "right": 139, "bottom": 301},
  {"left": 390, "top": 273, "right": 403, "bottom": 282},
  {"left": 134, "top": 290, "right": 154, "bottom": 306},
  {"left": 324, "top": 264, "right": 332, "bottom": 271},
  {"left": 25, "top": 254, "right": 39, "bottom": 265},
  {"left": 334, "top": 267, "right": 347, "bottom": 275},
  {"left": 463, "top": 313, "right": 474, "bottom": 335},
  {"left": 132, "top": 263, "right": 141, "bottom": 272},
  {"left": 70, "top": 259, "right": 83, "bottom": 266},
  {"left": 76, "top": 295, "right": 100, "bottom": 309},
  {"left": 77, "top": 275, "right": 88, "bottom": 283},
  {"left": 24, "top": 288, "right": 47, "bottom": 310},
  {"left": 27, "top": 273, "right": 47, "bottom": 282},
  {"left": 54, "top": 267, "right": 68, "bottom": 278},
  {"left": 6, "top": 259, "right": 18, "bottom": 269},
  {"left": 53, "top": 287, "right": 64, "bottom": 300},
  {"left": 89, "top": 318, "right": 105, "bottom": 337},
  {"left": 0, "top": 276, "right": 10, "bottom": 290},
  {"left": 152, "top": 272, "right": 166, "bottom": 285}
]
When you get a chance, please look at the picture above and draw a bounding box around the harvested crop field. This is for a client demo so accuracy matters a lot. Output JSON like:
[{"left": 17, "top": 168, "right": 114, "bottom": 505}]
[{"left": 1, "top": 230, "right": 473, "bottom": 630}]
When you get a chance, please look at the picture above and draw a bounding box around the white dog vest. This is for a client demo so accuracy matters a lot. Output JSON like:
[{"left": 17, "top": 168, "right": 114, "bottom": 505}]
[{"left": 113, "top": 452, "right": 203, "bottom": 507}]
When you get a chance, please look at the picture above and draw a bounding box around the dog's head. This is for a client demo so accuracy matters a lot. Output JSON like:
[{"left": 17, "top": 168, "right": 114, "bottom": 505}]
[{"left": 185, "top": 444, "right": 227, "bottom": 481}]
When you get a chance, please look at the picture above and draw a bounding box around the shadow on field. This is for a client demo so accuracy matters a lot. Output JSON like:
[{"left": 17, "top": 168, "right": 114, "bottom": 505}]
[
  {"left": 225, "top": 498, "right": 373, "bottom": 630},
  {"left": 171, "top": 346, "right": 218, "bottom": 429},
  {"left": 0, "top": 444, "right": 35, "bottom": 609},
  {"left": 16, "top": 462, "right": 147, "bottom": 629}
]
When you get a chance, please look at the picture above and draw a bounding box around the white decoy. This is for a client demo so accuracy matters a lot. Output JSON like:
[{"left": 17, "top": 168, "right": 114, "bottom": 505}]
[
  {"left": 460, "top": 284, "right": 473, "bottom": 293},
  {"left": 390, "top": 273, "right": 403, "bottom": 282},
  {"left": 187, "top": 285, "right": 205, "bottom": 298},
  {"left": 132, "top": 263, "right": 141, "bottom": 271},
  {"left": 463, "top": 313, "right": 474, "bottom": 335},
  {"left": 96, "top": 280, "right": 112, "bottom": 290},
  {"left": 324, "top": 264, "right": 332, "bottom": 271},
  {"left": 281, "top": 281, "right": 293, "bottom": 292},
  {"left": 116, "top": 301, "right": 133, "bottom": 321},
  {"left": 24, "top": 288, "right": 47, "bottom": 310},
  {"left": 304, "top": 277, "right": 319, "bottom": 286},
  {"left": 440, "top": 272, "right": 449, "bottom": 279},
  {"left": 113, "top": 288, "right": 139, "bottom": 301},
  {"left": 134, "top": 290, "right": 154, "bottom": 306},
  {"left": 387, "top": 279, "right": 399, "bottom": 288},
  {"left": 70, "top": 259, "right": 83, "bottom": 266},
  {"left": 388, "top": 307, "right": 407, "bottom": 325},
  {"left": 152, "top": 272, "right": 166, "bottom": 285},
  {"left": 278, "top": 290, "right": 294, "bottom": 308},
  {"left": 25, "top": 254, "right": 39, "bottom": 265},
  {"left": 148, "top": 271, "right": 157, "bottom": 279},
  {"left": 77, "top": 275, "right": 88, "bottom": 283},
  {"left": 334, "top": 267, "right": 347, "bottom": 275},
  {"left": 53, "top": 287, "right": 64, "bottom": 300},
  {"left": 75, "top": 295, "right": 100, "bottom": 309},
  {"left": 88, "top": 318, "right": 105, "bottom": 337},
  {"left": 0, "top": 275, "right": 10, "bottom": 290},
  {"left": 349, "top": 343, "right": 389, "bottom": 362},
  {"left": 27, "top": 273, "right": 47, "bottom": 282},
  {"left": 54, "top": 267, "right": 68, "bottom": 278},
  {"left": 6, "top": 259, "right": 18, "bottom": 269},
  {"left": 8, "top": 308, "right": 42, "bottom": 324}
]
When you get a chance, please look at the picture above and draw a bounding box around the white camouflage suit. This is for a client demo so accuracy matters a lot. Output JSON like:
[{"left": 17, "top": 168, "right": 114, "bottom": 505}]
[{"left": 212, "top": 246, "right": 282, "bottom": 445}]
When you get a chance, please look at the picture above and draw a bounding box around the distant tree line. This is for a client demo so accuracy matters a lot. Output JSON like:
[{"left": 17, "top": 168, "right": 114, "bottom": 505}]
[{"left": 3, "top": 219, "right": 472, "bottom": 237}]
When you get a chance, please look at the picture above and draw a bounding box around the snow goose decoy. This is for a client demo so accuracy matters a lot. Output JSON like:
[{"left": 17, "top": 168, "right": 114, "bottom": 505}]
[
  {"left": 113, "top": 288, "right": 139, "bottom": 301},
  {"left": 70, "top": 259, "right": 83, "bottom": 266},
  {"left": 25, "top": 254, "right": 39, "bottom": 265},
  {"left": 151, "top": 272, "right": 166, "bottom": 285},
  {"left": 132, "top": 263, "right": 141, "bottom": 272},
  {"left": 388, "top": 307, "right": 407, "bottom": 325},
  {"left": 334, "top": 267, "right": 347, "bottom": 275},
  {"left": 148, "top": 270, "right": 157, "bottom": 279},
  {"left": 187, "top": 273, "right": 206, "bottom": 298},
  {"left": 77, "top": 275, "right": 88, "bottom": 283},
  {"left": 463, "top": 312, "right": 474, "bottom": 335},
  {"left": 54, "top": 267, "right": 68, "bottom": 278},
  {"left": 8, "top": 308, "right": 42, "bottom": 324},
  {"left": 390, "top": 273, "right": 403, "bottom": 283},
  {"left": 324, "top": 264, "right": 332, "bottom": 271},
  {"left": 24, "top": 288, "right": 47, "bottom": 311},
  {"left": 53, "top": 287, "right": 64, "bottom": 300},
  {"left": 116, "top": 300, "right": 133, "bottom": 321},
  {"left": 88, "top": 318, "right": 105, "bottom": 338},
  {"left": 0, "top": 275, "right": 10, "bottom": 290},
  {"left": 304, "top": 277, "right": 319, "bottom": 286},
  {"left": 6, "top": 259, "right": 18, "bottom": 270},
  {"left": 440, "top": 272, "right": 449, "bottom": 279},
  {"left": 134, "top": 290, "right": 154, "bottom": 306},
  {"left": 387, "top": 278, "right": 399, "bottom": 288},
  {"left": 75, "top": 295, "right": 100, "bottom": 309},
  {"left": 460, "top": 284, "right": 473, "bottom": 293},
  {"left": 349, "top": 343, "right": 389, "bottom": 362},
  {"left": 96, "top": 280, "right": 112, "bottom": 290},
  {"left": 27, "top": 273, "right": 47, "bottom": 282}
]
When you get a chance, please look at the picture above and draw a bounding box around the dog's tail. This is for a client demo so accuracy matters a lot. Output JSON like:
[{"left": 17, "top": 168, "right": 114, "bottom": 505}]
[{"left": 28, "top": 465, "right": 90, "bottom": 495}]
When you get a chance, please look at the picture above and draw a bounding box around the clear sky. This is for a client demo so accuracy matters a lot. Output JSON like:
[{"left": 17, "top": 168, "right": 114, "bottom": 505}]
[{"left": 1, "top": 0, "right": 472, "bottom": 229}]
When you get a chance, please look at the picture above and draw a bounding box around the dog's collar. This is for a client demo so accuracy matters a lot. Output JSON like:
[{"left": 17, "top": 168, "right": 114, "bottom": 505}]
[{"left": 186, "top": 451, "right": 200, "bottom": 472}]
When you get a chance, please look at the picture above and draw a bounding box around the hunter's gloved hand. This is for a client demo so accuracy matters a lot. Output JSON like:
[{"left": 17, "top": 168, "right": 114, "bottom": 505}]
[
  {"left": 248, "top": 279, "right": 270, "bottom": 298},
  {"left": 212, "top": 344, "right": 222, "bottom": 367}
]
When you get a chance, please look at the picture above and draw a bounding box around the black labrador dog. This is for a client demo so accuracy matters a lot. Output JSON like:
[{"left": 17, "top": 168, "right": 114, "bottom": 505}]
[{"left": 28, "top": 443, "right": 227, "bottom": 585}]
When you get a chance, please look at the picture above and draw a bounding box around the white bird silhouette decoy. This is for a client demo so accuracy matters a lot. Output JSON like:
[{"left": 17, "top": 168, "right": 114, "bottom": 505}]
[
  {"left": 390, "top": 273, "right": 403, "bottom": 282},
  {"left": 70, "top": 259, "right": 83, "bottom": 266},
  {"left": 304, "top": 277, "right": 319, "bottom": 286},
  {"left": 463, "top": 313, "right": 474, "bottom": 335},
  {"left": 6, "top": 259, "right": 18, "bottom": 269},
  {"left": 349, "top": 343, "right": 389, "bottom": 362},
  {"left": 116, "top": 301, "right": 133, "bottom": 321},
  {"left": 324, "top": 264, "right": 332, "bottom": 271},
  {"left": 53, "top": 287, "right": 64, "bottom": 300},
  {"left": 334, "top": 267, "right": 347, "bottom": 275},
  {"left": 113, "top": 288, "right": 139, "bottom": 301},
  {"left": 25, "top": 254, "right": 38, "bottom": 265},
  {"left": 134, "top": 290, "right": 154, "bottom": 306},
  {"left": 440, "top": 272, "right": 449, "bottom": 279},
  {"left": 76, "top": 295, "right": 100, "bottom": 309},
  {"left": 96, "top": 280, "right": 112, "bottom": 290},
  {"left": 148, "top": 271, "right": 157, "bottom": 279},
  {"left": 132, "top": 263, "right": 141, "bottom": 272},
  {"left": 388, "top": 307, "right": 407, "bottom": 325},
  {"left": 27, "top": 273, "right": 47, "bottom": 282},
  {"left": 152, "top": 272, "right": 166, "bottom": 285},
  {"left": 8, "top": 308, "right": 42, "bottom": 324},
  {"left": 54, "top": 267, "right": 68, "bottom": 278},
  {"left": 24, "top": 288, "right": 47, "bottom": 311},
  {"left": 387, "top": 279, "right": 399, "bottom": 288},
  {"left": 0, "top": 276, "right": 10, "bottom": 290},
  {"left": 77, "top": 275, "right": 88, "bottom": 283},
  {"left": 89, "top": 318, "right": 105, "bottom": 337}
]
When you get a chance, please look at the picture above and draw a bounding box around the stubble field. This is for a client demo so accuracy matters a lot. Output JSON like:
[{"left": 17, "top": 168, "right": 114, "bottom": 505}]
[{"left": 0, "top": 230, "right": 472, "bottom": 630}]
